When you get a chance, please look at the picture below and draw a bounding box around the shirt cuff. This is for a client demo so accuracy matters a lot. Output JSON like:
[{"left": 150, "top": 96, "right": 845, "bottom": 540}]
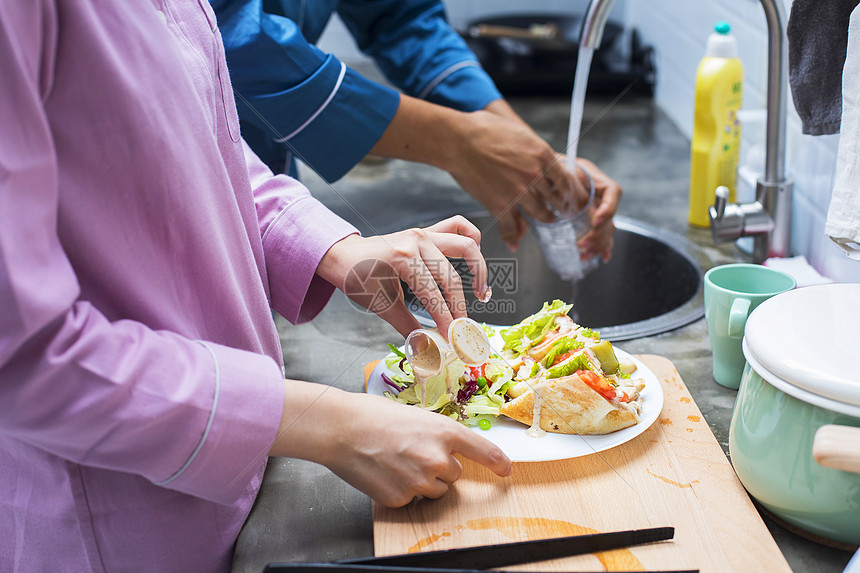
[
  {"left": 263, "top": 196, "right": 359, "bottom": 323},
  {"left": 154, "top": 341, "right": 285, "bottom": 505},
  {"left": 237, "top": 54, "right": 399, "bottom": 183},
  {"left": 422, "top": 63, "right": 502, "bottom": 112},
  {"left": 286, "top": 64, "right": 400, "bottom": 182}
]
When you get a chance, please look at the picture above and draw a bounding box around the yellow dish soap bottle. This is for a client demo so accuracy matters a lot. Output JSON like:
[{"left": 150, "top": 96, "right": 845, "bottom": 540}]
[{"left": 688, "top": 21, "right": 743, "bottom": 227}]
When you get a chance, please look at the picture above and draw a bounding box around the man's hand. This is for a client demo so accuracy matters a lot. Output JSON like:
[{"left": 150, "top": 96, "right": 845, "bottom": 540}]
[
  {"left": 445, "top": 107, "right": 590, "bottom": 251},
  {"left": 370, "top": 95, "right": 589, "bottom": 251},
  {"left": 574, "top": 157, "right": 622, "bottom": 263},
  {"left": 315, "top": 215, "right": 489, "bottom": 338},
  {"left": 369, "top": 95, "right": 615, "bottom": 253}
]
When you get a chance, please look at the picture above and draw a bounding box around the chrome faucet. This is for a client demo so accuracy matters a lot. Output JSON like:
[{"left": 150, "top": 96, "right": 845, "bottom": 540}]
[{"left": 580, "top": 0, "right": 792, "bottom": 262}]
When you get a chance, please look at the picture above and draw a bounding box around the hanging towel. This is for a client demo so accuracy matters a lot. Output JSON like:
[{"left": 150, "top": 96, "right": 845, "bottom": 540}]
[
  {"left": 826, "top": 5, "right": 860, "bottom": 259},
  {"left": 787, "top": 0, "right": 859, "bottom": 135}
]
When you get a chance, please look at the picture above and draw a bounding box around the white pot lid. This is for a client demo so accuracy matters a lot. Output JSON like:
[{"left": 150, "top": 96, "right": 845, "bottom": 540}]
[{"left": 743, "top": 283, "right": 860, "bottom": 408}]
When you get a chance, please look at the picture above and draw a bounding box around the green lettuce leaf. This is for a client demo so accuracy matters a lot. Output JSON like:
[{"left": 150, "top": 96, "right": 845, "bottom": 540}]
[
  {"left": 545, "top": 352, "right": 591, "bottom": 379},
  {"left": 387, "top": 343, "right": 406, "bottom": 359},
  {"left": 463, "top": 393, "right": 505, "bottom": 418},
  {"left": 499, "top": 299, "right": 573, "bottom": 355},
  {"left": 387, "top": 357, "right": 465, "bottom": 413},
  {"left": 483, "top": 359, "right": 513, "bottom": 387},
  {"left": 542, "top": 336, "right": 585, "bottom": 368}
]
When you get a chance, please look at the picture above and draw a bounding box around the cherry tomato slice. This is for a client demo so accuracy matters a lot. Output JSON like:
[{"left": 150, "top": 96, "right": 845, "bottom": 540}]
[
  {"left": 577, "top": 369, "right": 617, "bottom": 401},
  {"left": 551, "top": 350, "right": 576, "bottom": 367}
]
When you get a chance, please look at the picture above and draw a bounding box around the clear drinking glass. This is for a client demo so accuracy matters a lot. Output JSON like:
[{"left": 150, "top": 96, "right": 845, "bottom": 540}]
[{"left": 525, "top": 162, "right": 599, "bottom": 281}]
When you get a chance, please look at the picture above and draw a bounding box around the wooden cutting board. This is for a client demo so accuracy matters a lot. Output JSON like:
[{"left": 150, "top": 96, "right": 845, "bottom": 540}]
[{"left": 371, "top": 354, "right": 791, "bottom": 572}]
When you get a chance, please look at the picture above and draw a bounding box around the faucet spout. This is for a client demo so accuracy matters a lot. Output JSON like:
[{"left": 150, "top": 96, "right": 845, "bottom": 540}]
[
  {"left": 580, "top": 0, "right": 618, "bottom": 50},
  {"left": 579, "top": 0, "right": 793, "bottom": 262},
  {"left": 749, "top": 0, "right": 793, "bottom": 261}
]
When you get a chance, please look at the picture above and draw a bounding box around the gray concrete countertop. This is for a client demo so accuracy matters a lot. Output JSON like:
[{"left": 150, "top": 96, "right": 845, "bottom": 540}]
[{"left": 232, "top": 95, "right": 855, "bottom": 573}]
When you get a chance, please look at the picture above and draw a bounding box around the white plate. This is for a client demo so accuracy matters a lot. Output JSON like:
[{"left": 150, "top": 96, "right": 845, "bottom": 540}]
[{"left": 367, "top": 334, "right": 664, "bottom": 463}]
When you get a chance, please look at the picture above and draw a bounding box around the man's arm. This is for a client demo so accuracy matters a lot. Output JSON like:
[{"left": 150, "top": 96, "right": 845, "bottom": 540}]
[
  {"left": 214, "top": 0, "right": 619, "bottom": 252},
  {"left": 213, "top": 0, "right": 401, "bottom": 182},
  {"left": 368, "top": 94, "right": 585, "bottom": 250},
  {"left": 337, "top": 0, "right": 502, "bottom": 112}
]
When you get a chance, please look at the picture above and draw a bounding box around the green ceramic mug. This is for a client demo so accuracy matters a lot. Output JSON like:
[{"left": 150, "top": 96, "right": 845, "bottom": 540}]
[{"left": 703, "top": 263, "right": 796, "bottom": 389}]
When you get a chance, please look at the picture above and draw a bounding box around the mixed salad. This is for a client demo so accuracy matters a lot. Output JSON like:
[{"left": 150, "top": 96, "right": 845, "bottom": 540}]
[
  {"left": 381, "top": 299, "right": 635, "bottom": 430},
  {"left": 381, "top": 328, "right": 515, "bottom": 431}
]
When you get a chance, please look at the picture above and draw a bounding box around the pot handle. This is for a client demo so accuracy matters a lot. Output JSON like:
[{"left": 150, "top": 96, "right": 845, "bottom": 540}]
[{"left": 813, "top": 424, "right": 860, "bottom": 474}]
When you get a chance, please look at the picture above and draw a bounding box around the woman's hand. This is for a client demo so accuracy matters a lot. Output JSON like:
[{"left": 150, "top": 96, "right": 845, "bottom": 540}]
[
  {"left": 269, "top": 381, "right": 512, "bottom": 507},
  {"left": 316, "top": 215, "right": 490, "bottom": 338}
]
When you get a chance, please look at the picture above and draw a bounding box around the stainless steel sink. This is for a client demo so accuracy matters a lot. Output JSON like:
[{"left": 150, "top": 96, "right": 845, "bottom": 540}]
[{"left": 392, "top": 211, "right": 712, "bottom": 341}]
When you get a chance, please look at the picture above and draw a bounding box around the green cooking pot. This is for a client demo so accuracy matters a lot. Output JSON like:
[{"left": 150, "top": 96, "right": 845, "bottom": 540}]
[{"left": 729, "top": 284, "right": 860, "bottom": 546}]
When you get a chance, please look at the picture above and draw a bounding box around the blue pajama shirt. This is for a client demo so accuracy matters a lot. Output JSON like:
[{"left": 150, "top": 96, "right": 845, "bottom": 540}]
[{"left": 212, "top": 0, "right": 503, "bottom": 180}]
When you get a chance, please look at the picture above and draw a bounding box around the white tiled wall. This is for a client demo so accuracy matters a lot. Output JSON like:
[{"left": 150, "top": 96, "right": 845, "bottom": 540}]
[
  {"left": 319, "top": 0, "right": 860, "bottom": 282},
  {"left": 626, "top": 0, "right": 860, "bottom": 282}
]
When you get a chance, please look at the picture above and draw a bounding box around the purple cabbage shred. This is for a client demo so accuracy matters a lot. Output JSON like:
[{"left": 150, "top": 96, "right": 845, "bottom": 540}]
[
  {"left": 381, "top": 372, "right": 403, "bottom": 393},
  {"left": 457, "top": 378, "right": 478, "bottom": 404}
]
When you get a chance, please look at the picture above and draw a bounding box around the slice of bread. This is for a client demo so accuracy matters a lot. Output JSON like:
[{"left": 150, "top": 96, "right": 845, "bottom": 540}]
[{"left": 500, "top": 373, "right": 639, "bottom": 435}]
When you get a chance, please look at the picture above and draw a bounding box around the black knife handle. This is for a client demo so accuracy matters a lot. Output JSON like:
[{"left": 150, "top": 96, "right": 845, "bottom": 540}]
[
  {"left": 339, "top": 526, "right": 674, "bottom": 570},
  {"left": 264, "top": 565, "right": 699, "bottom": 573}
]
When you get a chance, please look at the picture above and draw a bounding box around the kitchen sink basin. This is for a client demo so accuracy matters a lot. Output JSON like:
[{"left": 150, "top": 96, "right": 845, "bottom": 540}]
[{"left": 392, "top": 211, "right": 712, "bottom": 341}]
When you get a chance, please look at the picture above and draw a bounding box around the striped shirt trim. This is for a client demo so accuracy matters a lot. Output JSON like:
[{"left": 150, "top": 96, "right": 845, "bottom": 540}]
[
  {"left": 274, "top": 61, "right": 347, "bottom": 143},
  {"left": 417, "top": 61, "right": 479, "bottom": 100},
  {"left": 155, "top": 341, "right": 221, "bottom": 486}
]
